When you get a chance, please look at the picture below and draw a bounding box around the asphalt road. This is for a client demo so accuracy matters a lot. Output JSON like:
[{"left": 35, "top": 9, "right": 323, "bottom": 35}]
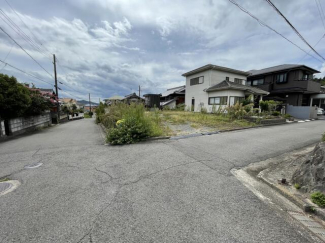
[{"left": 0, "top": 118, "right": 324, "bottom": 243}]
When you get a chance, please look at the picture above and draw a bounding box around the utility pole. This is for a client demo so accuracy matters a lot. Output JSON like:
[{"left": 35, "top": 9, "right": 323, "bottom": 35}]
[
  {"left": 138, "top": 85, "right": 141, "bottom": 97},
  {"left": 53, "top": 54, "right": 60, "bottom": 123},
  {"left": 89, "top": 93, "right": 92, "bottom": 113}
]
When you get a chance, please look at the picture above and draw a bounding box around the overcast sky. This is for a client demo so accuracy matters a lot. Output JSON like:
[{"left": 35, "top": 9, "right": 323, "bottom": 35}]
[{"left": 0, "top": 0, "right": 325, "bottom": 101}]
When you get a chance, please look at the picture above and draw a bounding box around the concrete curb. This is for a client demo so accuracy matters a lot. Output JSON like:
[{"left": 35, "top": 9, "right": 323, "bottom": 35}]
[{"left": 258, "top": 169, "right": 325, "bottom": 222}]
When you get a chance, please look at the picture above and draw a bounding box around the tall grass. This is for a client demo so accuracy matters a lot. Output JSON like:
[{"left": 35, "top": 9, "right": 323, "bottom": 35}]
[{"left": 104, "top": 103, "right": 169, "bottom": 144}]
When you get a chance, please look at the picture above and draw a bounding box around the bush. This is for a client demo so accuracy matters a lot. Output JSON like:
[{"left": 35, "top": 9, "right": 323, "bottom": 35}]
[
  {"left": 259, "top": 100, "right": 269, "bottom": 112},
  {"left": 283, "top": 114, "right": 292, "bottom": 119},
  {"left": 272, "top": 111, "right": 281, "bottom": 116},
  {"left": 322, "top": 133, "right": 325, "bottom": 142},
  {"left": 294, "top": 183, "right": 301, "bottom": 190},
  {"left": 105, "top": 103, "right": 164, "bottom": 144},
  {"left": 106, "top": 117, "right": 151, "bottom": 145},
  {"left": 226, "top": 102, "right": 246, "bottom": 120},
  {"left": 311, "top": 192, "right": 325, "bottom": 207}
]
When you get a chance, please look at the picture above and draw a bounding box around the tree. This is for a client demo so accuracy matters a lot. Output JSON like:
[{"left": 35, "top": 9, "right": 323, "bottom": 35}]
[
  {"left": 71, "top": 104, "right": 77, "bottom": 113},
  {"left": 24, "top": 90, "right": 52, "bottom": 116},
  {"left": 62, "top": 105, "right": 70, "bottom": 114},
  {"left": 313, "top": 75, "right": 325, "bottom": 86},
  {"left": 0, "top": 74, "right": 31, "bottom": 119}
]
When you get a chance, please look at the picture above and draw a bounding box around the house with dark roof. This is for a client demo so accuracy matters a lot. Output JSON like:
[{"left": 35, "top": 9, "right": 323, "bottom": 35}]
[
  {"left": 183, "top": 64, "right": 268, "bottom": 112},
  {"left": 160, "top": 85, "right": 185, "bottom": 109},
  {"left": 247, "top": 64, "right": 321, "bottom": 106},
  {"left": 121, "top": 93, "right": 144, "bottom": 104}
]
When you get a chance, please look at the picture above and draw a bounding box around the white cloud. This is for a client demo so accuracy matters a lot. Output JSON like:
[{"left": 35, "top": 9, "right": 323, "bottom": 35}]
[{"left": 1, "top": 0, "right": 325, "bottom": 100}]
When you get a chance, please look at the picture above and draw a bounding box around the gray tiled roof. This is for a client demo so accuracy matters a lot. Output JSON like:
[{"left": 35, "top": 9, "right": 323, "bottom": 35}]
[
  {"left": 182, "top": 64, "right": 251, "bottom": 77},
  {"left": 248, "top": 64, "right": 320, "bottom": 77},
  {"left": 161, "top": 85, "right": 185, "bottom": 97},
  {"left": 205, "top": 80, "right": 269, "bottom": 95}
]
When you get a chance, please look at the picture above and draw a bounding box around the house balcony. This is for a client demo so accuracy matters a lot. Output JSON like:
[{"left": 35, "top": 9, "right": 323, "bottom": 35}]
[
  {"left": 250, "top": 80, "right": 321, "bottom": 94},
  {"left": 272, "top": 79, "right": 321, "bottom": 94}
]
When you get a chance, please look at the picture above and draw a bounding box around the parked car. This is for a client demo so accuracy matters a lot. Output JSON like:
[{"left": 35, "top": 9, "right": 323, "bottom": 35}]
[{"left": 317, "top": 108, "right": 325, "bottom": 115}]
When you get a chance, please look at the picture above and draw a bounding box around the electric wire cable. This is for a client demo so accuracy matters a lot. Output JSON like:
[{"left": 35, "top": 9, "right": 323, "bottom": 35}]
[
  {"left": 264, "top": 0, "right": 325, "bottom": 61},
  {"left": 0, "top": 26, "right": 54, "bottom": 78},
  {"left": 228, "top": 0, "right": 323, "bottom": 63}
]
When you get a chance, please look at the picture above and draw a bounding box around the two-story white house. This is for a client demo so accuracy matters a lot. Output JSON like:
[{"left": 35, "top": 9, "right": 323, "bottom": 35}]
[{"left": 183, "top": 64, "right": 269, "bottom": 112}]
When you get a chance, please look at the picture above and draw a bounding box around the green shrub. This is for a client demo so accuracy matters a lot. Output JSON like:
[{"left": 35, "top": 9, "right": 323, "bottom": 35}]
[
  {"left": 105, "top": 103, "right": 166, "bottom": 144},
  {"left": 259, "top": 100, "right": 269, "bottom": 112},
  {"left": 283, "top": 114, "right": 292, "bottom": 119},
  {"left": 106, "top": 116, "right": 151, "bottom": 145},
  {"left": 322, "top": 133, "right": 325, "bottom": 142},
  {"left": 311, "top": 192, "right": 325, "bottom": 207},
  {"left": 226, "top": 102, "right": 246, "bottom": 120},
  {"left": 272, "top": 111, "right": 280, "bottom": 116},
  {"left": 294, "top": 183, "right": 301, "bottom": 190}
]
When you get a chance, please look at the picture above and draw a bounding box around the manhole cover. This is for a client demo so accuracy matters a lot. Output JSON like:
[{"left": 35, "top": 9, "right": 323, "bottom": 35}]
[
  {"left": 24, "top": 162, "right": 43, "bottom": 169},
  {"left": 0, "top": 182, "right": 12, "bottom": 194}
]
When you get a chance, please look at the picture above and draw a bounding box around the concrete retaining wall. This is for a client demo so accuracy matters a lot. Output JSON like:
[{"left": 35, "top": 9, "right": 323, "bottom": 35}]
[
  {"left": 7, "top": 113, "right": 51, "bottom": 136},
  {"left": 286, "top": 105, "right": 317, "bottom": 120},
  {"left": 0, "top": 120, "right": 5, "bottom": 136}
]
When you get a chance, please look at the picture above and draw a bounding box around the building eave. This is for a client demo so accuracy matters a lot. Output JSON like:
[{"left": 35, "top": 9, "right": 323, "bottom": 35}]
[{"left": 182, "top": 64, "right": 251, "bottom": 77}]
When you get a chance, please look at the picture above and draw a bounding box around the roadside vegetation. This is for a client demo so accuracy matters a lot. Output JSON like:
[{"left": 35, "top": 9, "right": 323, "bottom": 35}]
[
  {"left": 311, "top": 192, "right": 325, "bottom": 208},
  {"left": 96, "top": 97, "right": 288, "bottom": 145},
  {"left": 96, "top": 103, "right": 171, "bottom": 145}
]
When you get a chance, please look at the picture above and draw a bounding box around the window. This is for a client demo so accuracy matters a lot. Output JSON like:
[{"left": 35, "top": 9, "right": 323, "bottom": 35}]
[
  {"left": 252, "top": 79, "right": 264, "bottom": 86},
  {"left": 190, "top": 76, "right": 204, "bottom": 86},
  {"left": 234, "top": 78, "right": 244, "bottom": 85},
  {"left": 246, "top": 81, "right": 252, "bottom": 86},
  {"left": 226, "top": 77, "right": 229, "bottom": 81},
  {"left": 302, "top": 72, "right": 310, "bottom": 80},
  {"left": 208, "top": 96, "right": 228, "bottom": 105},
  {"left": 275, "top": 73, "right": 287, "bottom": 83},
  {"left": 232, "top": 97, "right": 245, "bottom": 104}
]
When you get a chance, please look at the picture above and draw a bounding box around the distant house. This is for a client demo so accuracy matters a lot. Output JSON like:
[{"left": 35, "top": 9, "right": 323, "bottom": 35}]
[
  {"left": 247, "top": 64, "right": 321, "bottom": 106},
  {"left": 60, "top": 98, "right": 79, "bottom": 109},
  {"left": 183, "top": 64, "right": 268, "bottom": 112},
  {"left": 121, "top": 93, "right": 144, "bottom": 104},
  {"left": 160, "top": 85, "right": 185, "bottom": 109},
  {"left": 103, "top": 95, "right": 124, "bottom": 105},
  {"left": 84, "top": 105, "right": 98, "bottom": 112}
]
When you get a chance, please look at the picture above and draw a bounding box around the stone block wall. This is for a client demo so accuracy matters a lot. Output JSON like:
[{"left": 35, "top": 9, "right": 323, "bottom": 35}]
[
  {"left": 0, "top": 120, "right": 5, "bottom": 137},
  {"left": 8, "top": 113, "right": 51, "bottom": 136}
]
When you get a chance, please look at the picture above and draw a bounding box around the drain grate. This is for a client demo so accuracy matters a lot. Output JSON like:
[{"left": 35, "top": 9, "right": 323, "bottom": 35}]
[
  {"left": 0, "top": 182, "right": 12, "bottom": 194},
  {"left": 24, "top": 162, "right": 43, "bottom": 169},
  {"left": 288, "top": 211, "right": 325, "bottom": 241}
]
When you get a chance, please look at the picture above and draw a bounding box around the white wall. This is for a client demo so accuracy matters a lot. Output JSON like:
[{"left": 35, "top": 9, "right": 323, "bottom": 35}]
[
  {"left": 185, "top": 69, "right": 247, "bottom": 112},
  {"left": 206, "top": 90, "right": 245, "bottom": 112}
]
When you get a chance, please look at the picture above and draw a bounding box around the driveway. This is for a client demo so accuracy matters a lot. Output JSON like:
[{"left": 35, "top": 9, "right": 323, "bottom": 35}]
[{"left": 0, "top": 118, "right": 324, "bottom": 242}]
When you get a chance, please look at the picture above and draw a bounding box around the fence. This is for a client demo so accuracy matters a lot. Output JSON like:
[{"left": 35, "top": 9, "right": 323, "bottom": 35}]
[
  {"left": 0, "top": 113, "right": 51, "bottom": 138},
  {"left": 286, "top": 105, "right": 318, "bottom": 120}
]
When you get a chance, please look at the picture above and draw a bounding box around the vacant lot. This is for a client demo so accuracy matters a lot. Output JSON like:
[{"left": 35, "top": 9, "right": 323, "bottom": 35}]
[{"left": 160, "top": 111, "right": 256, "bottom": 136}]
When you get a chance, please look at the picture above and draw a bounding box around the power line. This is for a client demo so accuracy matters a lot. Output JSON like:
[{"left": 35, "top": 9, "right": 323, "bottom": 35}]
[
  {"left": 55, "top": 58, "right": 88, "bottom": 95},
  {"left": 264, "top": 0, "right": 325, "bottom": 61},
  {"left": 0, "top": 26, "right": 54, "bottom": 78},
  {"left": 298, "top": 34, "right": 325, "bottom": 63},
  {"left": 0, "top": 10, "right": 45, "bottom": 55},
  {"left": 3, "top": 0, "right": 52, "bottom": 56},
  {"left": 227, "top": 0, "right": 323, "bottom": 62},
  {"left": 0, "top": 44, "right": 13, "bottom": 71},
  {"left": 0, "top": 58, "right": 53, "bottom": 87},
  {"left": 315, "top": 0, "right": 325, "bottom": 30}
]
